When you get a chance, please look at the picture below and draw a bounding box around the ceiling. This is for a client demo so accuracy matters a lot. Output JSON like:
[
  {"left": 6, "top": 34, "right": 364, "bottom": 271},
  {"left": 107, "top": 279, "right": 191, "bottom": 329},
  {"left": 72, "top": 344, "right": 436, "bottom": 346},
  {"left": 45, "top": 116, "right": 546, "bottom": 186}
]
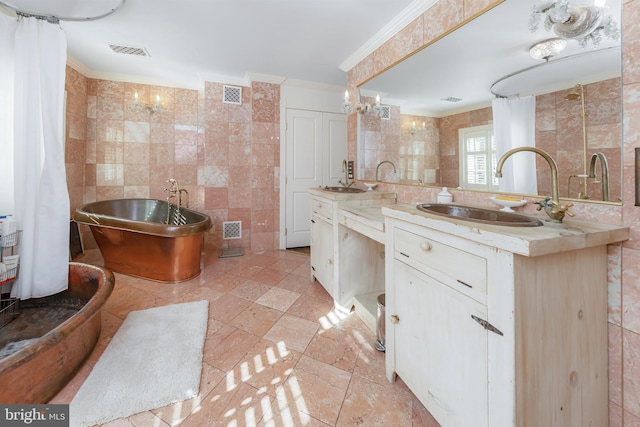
[{"left": 0, "top": 0, "right": 419, "bottom": 89}]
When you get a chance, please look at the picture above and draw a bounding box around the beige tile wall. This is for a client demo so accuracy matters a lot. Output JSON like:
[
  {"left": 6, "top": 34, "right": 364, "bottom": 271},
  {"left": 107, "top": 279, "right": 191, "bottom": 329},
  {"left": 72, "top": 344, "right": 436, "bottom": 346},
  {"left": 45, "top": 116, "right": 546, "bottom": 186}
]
[
  {"left": 64, "top": 72, "right": 280, "bottom": 253},
  {"left": 347, "top": 0, "right": 640, "bottom": 424}
]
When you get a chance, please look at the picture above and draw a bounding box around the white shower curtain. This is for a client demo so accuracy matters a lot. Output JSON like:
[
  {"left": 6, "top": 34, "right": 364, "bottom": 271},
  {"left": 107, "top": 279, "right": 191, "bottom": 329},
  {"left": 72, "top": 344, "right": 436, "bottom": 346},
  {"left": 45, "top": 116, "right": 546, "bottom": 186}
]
[
  {"left": 0, "top": 14, "right": 17, "bottom": 215},
  {"left": 492, "top": 96, "right": 537, "bottom": 195},
  {"left": 7, "top": 16, "right": 70, "bottom": 299}
]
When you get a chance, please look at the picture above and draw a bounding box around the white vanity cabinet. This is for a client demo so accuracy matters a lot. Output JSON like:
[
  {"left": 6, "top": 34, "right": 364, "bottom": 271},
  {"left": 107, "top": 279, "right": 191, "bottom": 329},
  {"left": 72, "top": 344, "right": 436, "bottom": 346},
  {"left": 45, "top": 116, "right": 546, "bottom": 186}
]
[
  {"left": 394, "top": 260, "right": 488, "bottom": 426},
  {"left": 310, "top": 197, "right": 335, "bottom": 299},
  {"left": 383, "top": 204, "right": 629, "bottom": 427},
  {"left": 309, "top": 188, "right": 395, "bottom": 312}
]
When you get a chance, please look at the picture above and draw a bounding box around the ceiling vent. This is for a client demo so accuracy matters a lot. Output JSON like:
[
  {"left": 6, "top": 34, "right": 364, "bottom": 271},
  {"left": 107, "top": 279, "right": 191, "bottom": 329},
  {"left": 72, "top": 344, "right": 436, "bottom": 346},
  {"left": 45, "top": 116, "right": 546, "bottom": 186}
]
[
  {"left": 441, "top": 96, "right": 463, "bottom": 103},
  {"left": 223, "top": 85, "right": 242, "bottom": 105},
  {"left": 109, "top": 44, "right": 150, "bottom": 57}
]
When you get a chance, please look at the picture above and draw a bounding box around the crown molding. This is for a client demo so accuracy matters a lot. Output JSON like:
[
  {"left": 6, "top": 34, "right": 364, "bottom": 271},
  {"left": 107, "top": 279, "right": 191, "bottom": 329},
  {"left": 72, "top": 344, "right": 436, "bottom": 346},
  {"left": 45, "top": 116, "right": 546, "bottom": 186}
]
[
  {"left": 280, "top": 78, "right": 345, "bottom": 93},
  {"left": 65, "top": 59, "right": 343, "bottom": 92},
  {"left": 339, "top": 0, "right": 438, "bottom": 72},
  {"left": 197, "top": 72, "right": 249, "bottom": 87},
  {"left": 245, "top": 72, "right": 287, "bottom": 85},
  {"left": 67, "top": 55, "right": 203, "bottom": 89},
  {"left": 66, "top": 54, "right": 92, "bottom": 76}
]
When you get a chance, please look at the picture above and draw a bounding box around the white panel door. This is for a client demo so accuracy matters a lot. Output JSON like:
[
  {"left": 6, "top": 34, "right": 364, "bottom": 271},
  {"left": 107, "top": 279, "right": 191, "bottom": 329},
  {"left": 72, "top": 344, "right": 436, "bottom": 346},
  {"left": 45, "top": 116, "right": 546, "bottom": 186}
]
[
  {"left": 285, "top": 110, "right": 346, "bottom": 248},
  {"left": 286, "top": 109, "right": 322, "bottom": 248}
]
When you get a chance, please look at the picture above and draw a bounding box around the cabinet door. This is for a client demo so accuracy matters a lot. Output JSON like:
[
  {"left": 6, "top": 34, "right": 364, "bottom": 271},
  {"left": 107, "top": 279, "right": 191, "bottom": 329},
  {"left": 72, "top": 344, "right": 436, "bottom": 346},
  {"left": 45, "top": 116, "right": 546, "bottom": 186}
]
[
  {"left": 310, "top": 216, "right": 335, "bottom": 298},
  {"left": 393, "top": 260, "right": 488, "bottom": 427}
]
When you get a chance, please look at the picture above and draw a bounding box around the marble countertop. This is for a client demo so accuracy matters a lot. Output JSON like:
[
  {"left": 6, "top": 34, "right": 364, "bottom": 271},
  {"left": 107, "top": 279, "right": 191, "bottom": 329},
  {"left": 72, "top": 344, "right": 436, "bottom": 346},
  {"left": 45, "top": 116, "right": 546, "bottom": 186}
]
[
  {"left": 339, "top": 206, "right": 386, "bottom": 232},
  {"left": 308, "top": 187, "right": 395, "bottom": 203},
  {"left": 382, "top": 204, "right": 629, "bottom": 257}
]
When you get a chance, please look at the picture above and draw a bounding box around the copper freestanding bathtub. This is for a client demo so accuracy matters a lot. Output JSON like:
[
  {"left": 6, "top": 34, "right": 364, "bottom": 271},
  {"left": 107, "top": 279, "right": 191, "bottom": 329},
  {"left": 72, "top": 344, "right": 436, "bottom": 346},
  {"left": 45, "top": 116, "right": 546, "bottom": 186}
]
[
  {"left": 0, "top": 263, "right": 114, "bottom": 403},
  {"left": 74, "top": 199, "right": 212, "bottom": 282}
]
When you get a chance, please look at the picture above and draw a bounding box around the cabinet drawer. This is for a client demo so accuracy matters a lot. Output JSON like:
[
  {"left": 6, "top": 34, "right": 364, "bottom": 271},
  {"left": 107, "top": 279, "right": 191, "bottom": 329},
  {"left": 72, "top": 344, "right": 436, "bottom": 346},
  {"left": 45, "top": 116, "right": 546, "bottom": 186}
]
[
  {"left": 394, "top": 227, "right": 487, "bottom": 298},
  {"left": 311, "top": 198, "right": 333, "bottom": 223}
]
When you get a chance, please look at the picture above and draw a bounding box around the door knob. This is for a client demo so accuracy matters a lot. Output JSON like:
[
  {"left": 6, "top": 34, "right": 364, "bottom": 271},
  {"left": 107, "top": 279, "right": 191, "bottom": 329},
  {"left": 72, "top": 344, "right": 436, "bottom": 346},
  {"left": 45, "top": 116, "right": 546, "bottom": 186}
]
[{"left": 391, "top": 314, "right": 400, "bottom": 324}]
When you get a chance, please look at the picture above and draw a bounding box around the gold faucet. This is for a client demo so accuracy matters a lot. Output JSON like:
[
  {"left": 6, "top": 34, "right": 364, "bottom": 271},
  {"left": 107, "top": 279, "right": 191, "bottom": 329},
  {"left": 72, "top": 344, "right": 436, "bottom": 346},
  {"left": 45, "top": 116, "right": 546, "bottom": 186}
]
[
  {"left": 339, "top": 159, "right": 355, "bottom": 188},
  {"left": 376, "top": 160, "right": 397, "bottom": 182},
  {"left": 165, "top": 178, "right": 179, "bottom": 201},
  {"left": 588, "top": 152, "right": 609, "bottom": 202},
  {"left": 495, "top": 147, "right": 574, "bottom": 223}
]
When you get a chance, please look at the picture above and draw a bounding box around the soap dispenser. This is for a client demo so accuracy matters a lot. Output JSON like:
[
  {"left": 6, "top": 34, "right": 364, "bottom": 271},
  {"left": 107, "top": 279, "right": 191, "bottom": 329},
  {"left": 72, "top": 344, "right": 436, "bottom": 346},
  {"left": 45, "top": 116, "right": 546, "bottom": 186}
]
[{"left": 437, "top": 187, "right": 453, "bottom": 204}]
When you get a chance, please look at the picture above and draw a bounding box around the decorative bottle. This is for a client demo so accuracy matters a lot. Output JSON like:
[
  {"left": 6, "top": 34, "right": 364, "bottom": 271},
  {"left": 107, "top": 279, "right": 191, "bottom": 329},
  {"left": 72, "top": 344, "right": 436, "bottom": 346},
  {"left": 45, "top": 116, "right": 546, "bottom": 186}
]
[{"left": 437, "top": 187, "right": 453, "bottom": 204}]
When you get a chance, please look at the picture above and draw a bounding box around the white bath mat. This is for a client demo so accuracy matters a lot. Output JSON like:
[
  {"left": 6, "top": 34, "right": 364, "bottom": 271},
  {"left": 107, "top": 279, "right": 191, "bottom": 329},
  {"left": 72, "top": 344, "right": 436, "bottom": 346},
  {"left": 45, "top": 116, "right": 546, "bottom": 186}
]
[{"left": 70, "top": 300, "right": 209, "bottom": 427}]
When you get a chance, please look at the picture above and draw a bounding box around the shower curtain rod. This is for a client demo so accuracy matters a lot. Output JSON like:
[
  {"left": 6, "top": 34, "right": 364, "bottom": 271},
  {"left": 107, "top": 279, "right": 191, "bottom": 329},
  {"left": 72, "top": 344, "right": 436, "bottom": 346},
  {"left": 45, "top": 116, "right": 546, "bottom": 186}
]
[
  {"left": 0, "top": 0, "right": 124, "bottom": 23},
  {"left": 489, "top": 46, "right": 620, "bottom": 98}
]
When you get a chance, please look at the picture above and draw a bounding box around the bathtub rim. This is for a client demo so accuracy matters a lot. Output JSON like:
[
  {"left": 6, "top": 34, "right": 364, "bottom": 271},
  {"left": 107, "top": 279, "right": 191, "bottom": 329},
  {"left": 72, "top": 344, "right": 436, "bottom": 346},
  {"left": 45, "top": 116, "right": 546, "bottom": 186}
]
[
  {"left": 0, "top": 263, "right": 115, "bottom": 376},
  {"left": 74, "top": 198, "right": 212, "bottom": 238}
]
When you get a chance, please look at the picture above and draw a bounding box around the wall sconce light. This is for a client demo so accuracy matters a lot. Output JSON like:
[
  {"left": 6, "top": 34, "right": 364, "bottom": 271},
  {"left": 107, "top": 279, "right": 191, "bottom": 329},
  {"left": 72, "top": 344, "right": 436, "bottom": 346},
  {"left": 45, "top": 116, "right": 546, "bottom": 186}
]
[
  {"left": 410, "top": 121, "right": 428, "bottom": 135},
  {"left": 132, "top": 92, "right": 163, "bottom": 114},
  {"left": 342, "top": 91, "right": 385, "bottom": 117}
]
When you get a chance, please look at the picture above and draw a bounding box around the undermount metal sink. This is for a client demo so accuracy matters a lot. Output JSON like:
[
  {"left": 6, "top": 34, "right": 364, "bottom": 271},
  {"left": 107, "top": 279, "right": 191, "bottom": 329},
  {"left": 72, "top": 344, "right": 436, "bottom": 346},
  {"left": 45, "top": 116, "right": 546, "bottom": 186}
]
[
  {"left": 322, "top": 186, "right": 366, "bottom": 193},
  {"left": 416, "top": 203, "right": 543, "bottom": 227}
]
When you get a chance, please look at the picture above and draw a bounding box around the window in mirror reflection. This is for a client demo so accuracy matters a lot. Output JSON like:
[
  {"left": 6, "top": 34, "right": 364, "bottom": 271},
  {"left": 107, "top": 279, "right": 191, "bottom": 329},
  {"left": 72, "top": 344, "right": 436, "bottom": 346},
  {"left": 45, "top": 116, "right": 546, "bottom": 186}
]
[{"left": 460, "top": 125, "right": 497, "bottom": 191}]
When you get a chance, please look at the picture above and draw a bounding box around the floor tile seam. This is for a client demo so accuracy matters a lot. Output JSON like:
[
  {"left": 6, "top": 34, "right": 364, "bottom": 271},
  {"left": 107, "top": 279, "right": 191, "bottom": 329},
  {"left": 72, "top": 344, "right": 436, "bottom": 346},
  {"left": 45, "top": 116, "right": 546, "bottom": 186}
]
[
  {"left": 350, "top": 367, "right": 415, "bottom": 399},
  {"left": 227, "top": 306, "right": 287, "bottom": 335},
  {"left": 267, "top": 373, "right": 340, "bottom": 427},
  {"left": 253, "top": 299, "right": 294, "bottom": 314}
]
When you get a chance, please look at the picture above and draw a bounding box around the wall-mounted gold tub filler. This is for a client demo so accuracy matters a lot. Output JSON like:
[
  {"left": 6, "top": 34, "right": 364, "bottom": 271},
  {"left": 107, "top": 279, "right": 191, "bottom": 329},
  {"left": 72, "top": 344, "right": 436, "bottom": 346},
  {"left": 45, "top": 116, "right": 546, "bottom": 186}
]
[
  {"left": 636, "top": 148, "right": 640, "bottom": 206},
  {"left": 564, "top": 84, "right": 590, "bottom": 199}
]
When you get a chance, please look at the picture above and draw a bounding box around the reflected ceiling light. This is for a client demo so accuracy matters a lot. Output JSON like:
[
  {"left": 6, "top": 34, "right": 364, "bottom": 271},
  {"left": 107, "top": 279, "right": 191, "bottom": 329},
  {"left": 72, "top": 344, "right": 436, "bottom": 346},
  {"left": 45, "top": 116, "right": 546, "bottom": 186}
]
[
  {"left": 529, "top": 38, "right": 567, "bottom": 61},
  {"left": 342, "top": 91, "right": 385, "bottom": 117},
  {"left": 529, "top": 0, "right": 619, "bottom": 48}
]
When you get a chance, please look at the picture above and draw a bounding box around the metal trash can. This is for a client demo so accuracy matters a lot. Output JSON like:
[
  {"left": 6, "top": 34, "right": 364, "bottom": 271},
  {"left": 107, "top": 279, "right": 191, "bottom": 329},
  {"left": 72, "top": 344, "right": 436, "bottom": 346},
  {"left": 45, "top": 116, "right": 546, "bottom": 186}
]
[{"left": 375, "top": 293, "right": 386, "bottom": 352}]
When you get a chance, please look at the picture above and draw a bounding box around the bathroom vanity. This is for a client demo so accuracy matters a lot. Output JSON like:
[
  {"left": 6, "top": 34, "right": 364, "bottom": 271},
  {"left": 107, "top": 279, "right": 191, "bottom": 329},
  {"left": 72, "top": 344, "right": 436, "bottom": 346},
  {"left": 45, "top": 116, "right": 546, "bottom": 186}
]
[
  {"left": 308, "top": 188, "right": 394, "bottom": 314},
  {"left": 382, "top": 204, "right": 628, "bottom": 426}
]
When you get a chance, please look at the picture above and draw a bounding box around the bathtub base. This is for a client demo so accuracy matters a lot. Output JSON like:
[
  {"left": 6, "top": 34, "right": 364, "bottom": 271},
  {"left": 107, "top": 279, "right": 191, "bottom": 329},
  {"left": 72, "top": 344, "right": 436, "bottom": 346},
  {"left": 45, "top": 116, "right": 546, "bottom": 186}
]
[
  {"left": 91, "top": 228, "right": 204, "bottom": 282},
  {"left": 0, "top": 263, "right": 114, "bottom": 404}
]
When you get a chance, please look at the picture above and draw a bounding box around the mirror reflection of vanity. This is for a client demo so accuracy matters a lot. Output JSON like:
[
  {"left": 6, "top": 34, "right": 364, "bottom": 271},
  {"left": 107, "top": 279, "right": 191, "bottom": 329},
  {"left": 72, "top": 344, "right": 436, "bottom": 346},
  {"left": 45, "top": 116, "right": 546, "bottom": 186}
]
[{"left": 357, "top": 0, "right": 622, "bottom": 204}]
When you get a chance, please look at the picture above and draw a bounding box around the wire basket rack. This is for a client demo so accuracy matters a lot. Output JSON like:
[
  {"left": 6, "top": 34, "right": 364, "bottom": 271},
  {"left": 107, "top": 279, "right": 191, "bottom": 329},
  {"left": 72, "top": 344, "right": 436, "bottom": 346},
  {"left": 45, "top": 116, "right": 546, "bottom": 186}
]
[{"left": 0, "top": 230, "right": 21, "bottom": 329}]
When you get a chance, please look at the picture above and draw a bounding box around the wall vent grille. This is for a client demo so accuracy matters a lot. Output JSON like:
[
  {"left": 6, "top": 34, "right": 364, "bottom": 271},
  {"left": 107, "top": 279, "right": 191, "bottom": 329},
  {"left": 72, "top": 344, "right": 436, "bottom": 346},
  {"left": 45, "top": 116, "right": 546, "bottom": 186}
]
[
  {"left": 222, "top": 221, "right": 242, "bottom": 239},
  {"left": 223, "top": 85, "right": 242, "bottom": 105},
  {"left": 109, "top": 44, "right": 150, "bottom": 57},
  {"left": 441, "top": 96, "right": 463, "bottom": 103},
  {"left": 380, "top": 105, "right": 391, "bottom": 120}
]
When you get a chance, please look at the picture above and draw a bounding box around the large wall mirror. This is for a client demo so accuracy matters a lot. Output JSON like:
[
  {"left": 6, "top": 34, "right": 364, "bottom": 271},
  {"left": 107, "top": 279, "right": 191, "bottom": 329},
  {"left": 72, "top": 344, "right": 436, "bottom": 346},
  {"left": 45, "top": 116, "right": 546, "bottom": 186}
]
[{"left": 357, "top": 0, "right": 622, "bottom": 204}]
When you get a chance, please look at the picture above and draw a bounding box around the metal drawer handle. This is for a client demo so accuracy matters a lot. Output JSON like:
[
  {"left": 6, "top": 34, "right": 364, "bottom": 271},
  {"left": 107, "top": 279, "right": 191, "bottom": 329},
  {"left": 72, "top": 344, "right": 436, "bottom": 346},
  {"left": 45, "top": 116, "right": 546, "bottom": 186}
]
[
  {"left": 471, "top": 315, "right": 503, "bottom": 336},
  {"left": 420, "top": 241, "right": 432, "bottom": 251},
  {"left": 457, "top": 279, "right": 472, "bottom": 289}
]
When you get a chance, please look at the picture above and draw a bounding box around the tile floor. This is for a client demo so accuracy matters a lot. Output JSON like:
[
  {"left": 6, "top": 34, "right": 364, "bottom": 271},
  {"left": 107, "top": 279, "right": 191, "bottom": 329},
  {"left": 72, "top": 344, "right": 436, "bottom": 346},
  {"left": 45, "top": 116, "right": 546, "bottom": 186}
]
[{"left": 51, "top": 248, "right": 440, "bottom": 427}]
